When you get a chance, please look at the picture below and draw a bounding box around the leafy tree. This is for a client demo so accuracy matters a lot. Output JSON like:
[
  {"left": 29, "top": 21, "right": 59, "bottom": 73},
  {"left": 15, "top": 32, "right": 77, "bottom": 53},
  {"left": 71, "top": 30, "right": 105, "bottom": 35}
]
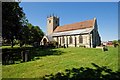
[
  {"left": 2, "top": 2, "right": 44, "bottom": 47},
  {"left": 19, "top": 23, "right": 44, "bottom": 47},
  {"left": 19, "top": 25, "right": 29, "bottom": 47},
  {"left": 2, "top": 2, "right": 26, "bottom": 47},
  {"left": 32, "top": 26, "right": 44, "bottom": 44}
]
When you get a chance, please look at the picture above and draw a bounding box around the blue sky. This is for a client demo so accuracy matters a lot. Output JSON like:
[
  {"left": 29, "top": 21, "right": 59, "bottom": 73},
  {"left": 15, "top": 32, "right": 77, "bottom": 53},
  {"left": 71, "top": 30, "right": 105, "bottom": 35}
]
[
  {"left": 20, "top": 2, "right": 118, "bottom": 41},
  {"left": 19, "top": 0, "right": 119, "bottom": 2}
]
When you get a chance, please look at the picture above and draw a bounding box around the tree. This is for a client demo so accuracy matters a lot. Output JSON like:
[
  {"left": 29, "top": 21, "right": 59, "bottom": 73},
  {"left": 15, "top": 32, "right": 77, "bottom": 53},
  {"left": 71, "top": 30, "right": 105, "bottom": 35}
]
[
  {"left": 32, "top": 26, "right": 44, "bottom": 44},
  {"left": 19, "top": 23, "right": 44, "bottom": 47},
  {"left": 2, "top": 2, "right": 44, "bottom": 47},
  {"left": 19, "top": 25, "right": 30, "bottom": 47},
  {"left": 2, "top": 2, "right": 26, "bottom": 47}
]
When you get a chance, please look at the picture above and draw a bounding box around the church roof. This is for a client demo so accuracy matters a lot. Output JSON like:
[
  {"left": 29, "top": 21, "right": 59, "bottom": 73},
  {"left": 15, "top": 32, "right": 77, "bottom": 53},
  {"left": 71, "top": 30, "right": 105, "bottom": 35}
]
[
  {"left": 51, "top": 28, "right": 93, "bottom": 36},
  {"left": 54, "top": 18, "right": 95, "bottom": 32}
]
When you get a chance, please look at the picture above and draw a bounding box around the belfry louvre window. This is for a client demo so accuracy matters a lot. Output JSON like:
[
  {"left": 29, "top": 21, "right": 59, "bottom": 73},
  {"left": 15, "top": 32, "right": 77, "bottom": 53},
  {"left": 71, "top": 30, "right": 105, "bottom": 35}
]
[
  {"left": 69, "top": 36, "right": 72, "bottom": 44},
  {"left": 79, "top": 35, "right": 83, "bottom": 43},
  {"left": 56, "top": 21, "right": 57, "bottom": 24}
]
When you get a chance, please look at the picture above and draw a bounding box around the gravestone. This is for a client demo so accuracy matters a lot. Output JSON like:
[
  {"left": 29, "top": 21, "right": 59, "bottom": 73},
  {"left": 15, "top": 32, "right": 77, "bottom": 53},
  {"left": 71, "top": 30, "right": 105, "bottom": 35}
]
[
  {"left": 103, "top": 45, "right": 108, "bottom": 51},
  {"left": 21, "top": 50, "right": 29, "bottom": 62}
]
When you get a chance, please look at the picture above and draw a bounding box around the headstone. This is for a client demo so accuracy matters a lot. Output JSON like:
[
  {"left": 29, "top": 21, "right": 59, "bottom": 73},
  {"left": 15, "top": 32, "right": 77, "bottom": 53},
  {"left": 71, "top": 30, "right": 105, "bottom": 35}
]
[
  {"left": 21, "top": 50, "right": 29, "bottom": 62},
  {"left": 103, "top": 45, "right": 108, "bottom": 51},
  {"left": 25, "top": 50, "right": 29, "bottom": 62}
]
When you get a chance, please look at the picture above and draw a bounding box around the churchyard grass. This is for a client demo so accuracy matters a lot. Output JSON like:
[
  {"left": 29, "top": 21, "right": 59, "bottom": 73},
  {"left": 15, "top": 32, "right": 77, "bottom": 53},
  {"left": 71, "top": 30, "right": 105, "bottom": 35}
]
[{"left": 2, "top": 46, "right": 118, "bottom": 78}]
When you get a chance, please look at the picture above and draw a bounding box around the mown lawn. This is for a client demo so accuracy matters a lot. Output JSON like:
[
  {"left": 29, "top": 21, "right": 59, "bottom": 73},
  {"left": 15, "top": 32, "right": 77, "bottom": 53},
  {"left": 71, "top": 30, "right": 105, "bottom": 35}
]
[{"left": 2, "top": 47, "right": 118, "bottom": 78}]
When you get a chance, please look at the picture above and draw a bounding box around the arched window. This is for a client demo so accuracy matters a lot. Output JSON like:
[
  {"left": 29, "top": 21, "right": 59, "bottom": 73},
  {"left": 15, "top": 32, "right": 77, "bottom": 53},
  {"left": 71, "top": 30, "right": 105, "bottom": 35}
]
[
  {"left": 69, "top": 36, "right": 72, "bottom": 44},
  {"left": 79, "top": 35, "right": 83, "bottom": 43},
  {"left": 57, "top": 37, "right": 59, "bottom": 42}
]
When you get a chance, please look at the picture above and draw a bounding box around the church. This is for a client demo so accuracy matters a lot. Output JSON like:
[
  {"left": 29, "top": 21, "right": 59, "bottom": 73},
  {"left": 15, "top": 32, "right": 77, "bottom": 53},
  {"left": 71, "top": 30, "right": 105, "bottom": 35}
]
[{"left": 40, "top": 15, "right": 101, "bottom": 48}]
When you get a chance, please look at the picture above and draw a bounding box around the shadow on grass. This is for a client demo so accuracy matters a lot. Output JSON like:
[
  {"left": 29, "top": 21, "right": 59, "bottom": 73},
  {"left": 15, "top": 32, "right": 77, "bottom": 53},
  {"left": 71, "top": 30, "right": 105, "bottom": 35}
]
[
  {"left": 2, "top": 47, "right": 64, "bottom": 65},
  {"left": 30, "top": 48, "right": 64, "bottom": 61},
  {"left": 42, "top": 63, "right": 120, "bottom": 80}
]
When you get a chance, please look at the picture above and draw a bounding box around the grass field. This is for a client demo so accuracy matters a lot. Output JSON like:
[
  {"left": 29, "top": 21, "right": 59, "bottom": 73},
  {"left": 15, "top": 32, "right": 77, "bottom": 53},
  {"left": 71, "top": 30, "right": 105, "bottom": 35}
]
[{"left": 2, "top": 47, "right": 118, "bottom": 78}]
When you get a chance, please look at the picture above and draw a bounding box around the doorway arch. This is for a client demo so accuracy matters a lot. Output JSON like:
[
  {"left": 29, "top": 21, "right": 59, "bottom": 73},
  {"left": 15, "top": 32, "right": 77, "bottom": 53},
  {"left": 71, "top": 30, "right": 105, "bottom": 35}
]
[{"left": 43, "top": 38, "right": 47, "bottom": 45}]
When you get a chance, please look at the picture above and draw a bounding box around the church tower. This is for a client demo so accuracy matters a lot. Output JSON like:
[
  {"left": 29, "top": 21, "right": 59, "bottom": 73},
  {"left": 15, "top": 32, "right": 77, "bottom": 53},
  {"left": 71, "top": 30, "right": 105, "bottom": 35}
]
[{"left": 47, "top": 15, "right": 59, "bottom": 35}]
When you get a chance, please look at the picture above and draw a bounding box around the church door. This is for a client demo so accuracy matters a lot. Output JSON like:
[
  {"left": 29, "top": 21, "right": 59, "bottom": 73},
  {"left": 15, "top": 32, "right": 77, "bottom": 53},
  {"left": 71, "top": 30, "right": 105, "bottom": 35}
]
[{"left": 43, "top": 38, "right": 47, "bottom": 45}]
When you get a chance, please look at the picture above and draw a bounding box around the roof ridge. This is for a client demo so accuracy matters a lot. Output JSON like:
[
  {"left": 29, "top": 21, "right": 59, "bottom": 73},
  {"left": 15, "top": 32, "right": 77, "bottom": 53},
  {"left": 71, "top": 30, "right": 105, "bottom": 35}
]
[{"left": 62, "top": 18, "right": 94, "bottom": 27}]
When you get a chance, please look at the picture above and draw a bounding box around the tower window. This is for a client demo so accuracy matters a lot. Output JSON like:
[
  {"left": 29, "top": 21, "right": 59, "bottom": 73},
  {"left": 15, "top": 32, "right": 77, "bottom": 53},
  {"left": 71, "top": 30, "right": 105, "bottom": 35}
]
[
  {"left": 56, "top": 21, "right": 57, "bottom": 24},
  {"left": 49, "top": 20, "right": 51, "bottom": 23}
]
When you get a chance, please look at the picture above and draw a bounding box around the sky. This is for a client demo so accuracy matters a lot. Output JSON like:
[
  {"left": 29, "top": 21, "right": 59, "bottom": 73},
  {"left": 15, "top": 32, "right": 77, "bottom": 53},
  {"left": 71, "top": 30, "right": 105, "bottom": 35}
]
[
  {"left": 20, "top": 2, "right": 118, "bottom": 41},
  {"left": 17, "top": 0, "right": 119, "bottom": 2}
]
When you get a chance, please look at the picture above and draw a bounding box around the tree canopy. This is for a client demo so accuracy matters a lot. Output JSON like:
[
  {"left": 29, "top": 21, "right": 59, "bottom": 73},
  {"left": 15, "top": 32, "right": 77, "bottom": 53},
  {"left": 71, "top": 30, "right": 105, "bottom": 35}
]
[
  {"left": 2, "top": 2, "right": 44, "bottom": 47},
  {"left": 2, "top": 2, "right": 25, "bottom": 47},
  {"left": 19, "top": 23, "right": 44, "bottom": 47}
]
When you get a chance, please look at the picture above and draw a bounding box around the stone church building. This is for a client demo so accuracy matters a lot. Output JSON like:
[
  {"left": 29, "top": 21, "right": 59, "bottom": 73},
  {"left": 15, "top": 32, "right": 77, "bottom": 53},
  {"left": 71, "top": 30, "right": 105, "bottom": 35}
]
[{"left": 40, "top": 15, "right": 101, "bottom": 48}]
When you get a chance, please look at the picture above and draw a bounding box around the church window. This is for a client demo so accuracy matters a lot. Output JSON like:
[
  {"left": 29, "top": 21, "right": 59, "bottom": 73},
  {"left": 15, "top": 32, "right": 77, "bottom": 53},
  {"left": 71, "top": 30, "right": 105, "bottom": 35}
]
[
  {"left": 62, "top": 36, "right": 65, "bottom": 43},
  {"left": 79, "top": 35, "right": 83, "bottom": 43},
  {"left": 49, "top": 20, "right": 51, "bottom": 23},
  {"left": 69, "top": 36, "right": 72, "bottom": 44},
  {"left": 60, "top": 37, "right": 61, "bottom": 45},
  {"left": 57, "top": 37, "right": 59, "bottom": 42}
]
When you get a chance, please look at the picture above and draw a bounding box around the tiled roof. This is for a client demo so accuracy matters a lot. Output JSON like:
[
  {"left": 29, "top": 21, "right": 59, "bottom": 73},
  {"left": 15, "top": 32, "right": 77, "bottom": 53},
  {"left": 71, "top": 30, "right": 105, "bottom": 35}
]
[{"left": 54, "top": 18, "right": 95, "bottom": 32}]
